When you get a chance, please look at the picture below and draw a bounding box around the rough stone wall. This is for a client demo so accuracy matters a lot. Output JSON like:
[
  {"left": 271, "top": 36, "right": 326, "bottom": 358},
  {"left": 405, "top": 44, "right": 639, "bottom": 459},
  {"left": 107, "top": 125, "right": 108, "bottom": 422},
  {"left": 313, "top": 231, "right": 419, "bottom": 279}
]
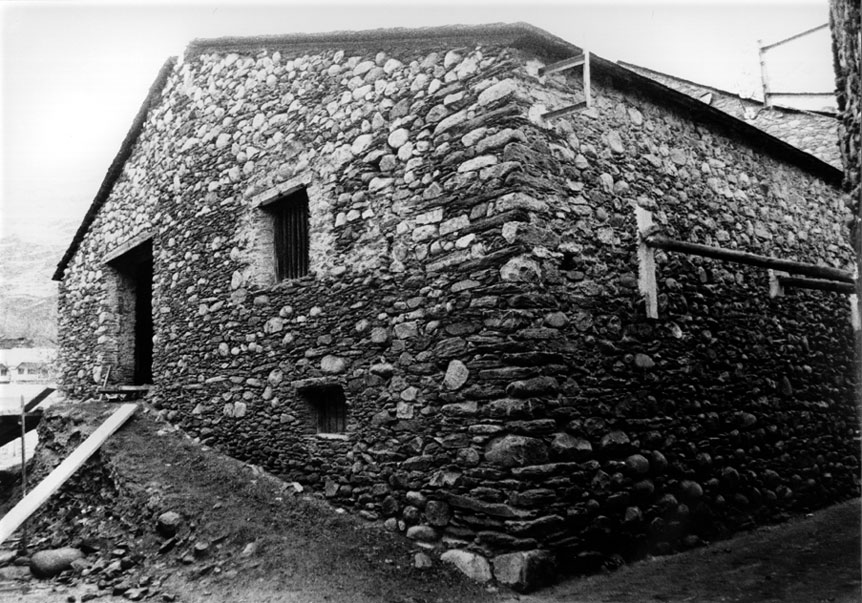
[
  {"left": 621, "top": 63, "right": 842, "bottom": 169},
  {"left": 830, "top": 1, "right": 861, "bottom": 216},
  {"left": 57, "top": 33, "right": 860, "bottom": 583}
]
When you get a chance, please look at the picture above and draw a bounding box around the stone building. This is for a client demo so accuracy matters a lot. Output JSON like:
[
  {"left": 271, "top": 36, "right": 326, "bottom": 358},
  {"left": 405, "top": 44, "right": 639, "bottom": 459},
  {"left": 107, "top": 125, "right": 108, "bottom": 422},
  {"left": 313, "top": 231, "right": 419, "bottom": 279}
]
[
  {"left": 53, "top": 24, "right": 859, "bottom": 588},
  {"left": 617, "top": 61, "right": 842, "bottom": 168}
]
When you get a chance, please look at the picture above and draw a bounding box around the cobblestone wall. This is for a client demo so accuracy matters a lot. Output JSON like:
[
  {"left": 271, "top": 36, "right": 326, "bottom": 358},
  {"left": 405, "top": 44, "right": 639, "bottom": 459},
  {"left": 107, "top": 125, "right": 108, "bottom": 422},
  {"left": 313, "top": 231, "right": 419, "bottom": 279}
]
[
  {"left": 57, "top": 28, "right": 860, "bottom": 588},
  {"left": 830, "top": 1, "right": 861, "bottom": 221}
]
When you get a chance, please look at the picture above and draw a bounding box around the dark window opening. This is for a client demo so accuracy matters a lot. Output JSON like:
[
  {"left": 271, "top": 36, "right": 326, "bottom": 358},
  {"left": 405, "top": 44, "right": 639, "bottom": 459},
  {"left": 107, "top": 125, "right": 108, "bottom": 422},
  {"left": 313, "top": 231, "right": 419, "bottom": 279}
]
[
  {"left": 300, "top": 384, "right": 347, "bottom": 434},
  {"left": 267, "top": 188, "right": 309, "bottom": 281}
]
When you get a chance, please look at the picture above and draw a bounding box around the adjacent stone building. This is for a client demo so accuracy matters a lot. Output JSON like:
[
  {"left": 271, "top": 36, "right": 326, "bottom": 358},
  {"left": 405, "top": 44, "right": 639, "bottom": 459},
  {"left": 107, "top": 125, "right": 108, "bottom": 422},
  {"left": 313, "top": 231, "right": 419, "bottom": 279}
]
[
  {"left": 618, "top": 61, "right": 842, "bottom": 168},
  {"left": 54, "top": 24, "right": 859, "bottom": 588}
]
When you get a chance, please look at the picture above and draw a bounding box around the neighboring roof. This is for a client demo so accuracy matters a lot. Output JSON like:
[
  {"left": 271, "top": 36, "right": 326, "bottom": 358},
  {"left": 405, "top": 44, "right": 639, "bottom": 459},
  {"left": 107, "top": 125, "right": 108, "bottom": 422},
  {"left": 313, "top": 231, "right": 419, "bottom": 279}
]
[
  {"left": 618, "top": 61, "right": 836, "bottom": 116},
  {"left": 53, "top": 23, "right": 844, "bottom": 280},
  {"left": 618, "top": 60, "right": 842, "bottom": 168}
]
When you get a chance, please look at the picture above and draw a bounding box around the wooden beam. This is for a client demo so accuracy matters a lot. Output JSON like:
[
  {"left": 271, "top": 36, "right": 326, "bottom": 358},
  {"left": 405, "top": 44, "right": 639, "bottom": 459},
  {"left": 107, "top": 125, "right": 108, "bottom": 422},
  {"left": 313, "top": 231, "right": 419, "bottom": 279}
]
[
  {"left": 583, "top": 50, "right": 591, "bottom": 108},
  {"left": 541, "top": 101, "right": 587, "bottom": 120},
  {"left": 761, "top": 23, "right": 828, "bottom": 52},
  {"left": 24, "top": 388, "right": 55, "bottom": 413},
  {"left": 103, "top": 231, "right": 153, "bottom": 265},
  {"left": 644, "top": 233, "right": 854, "bottom": 283},
  {"left": 636, "top": 207, "right": 658, "bottom": 318},
  {"left": 0, "top": 404, "right": 137, "bottom": 545},
  {"left": 777, "top": 275, "right": 855, "bottom": 294},
  {"left": 538, "top": 54, "right": 585, "bottom": 76},
  {"left": 98, "top": 385, "right": 151, "bottom": 393}
]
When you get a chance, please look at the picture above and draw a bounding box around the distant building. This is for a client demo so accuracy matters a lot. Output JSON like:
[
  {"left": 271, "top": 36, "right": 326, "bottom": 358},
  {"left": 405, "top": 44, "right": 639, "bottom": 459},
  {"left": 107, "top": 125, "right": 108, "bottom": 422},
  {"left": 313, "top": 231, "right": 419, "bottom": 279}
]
[{"left": 0, "top": 348, "right": 55, "bottom": 384}]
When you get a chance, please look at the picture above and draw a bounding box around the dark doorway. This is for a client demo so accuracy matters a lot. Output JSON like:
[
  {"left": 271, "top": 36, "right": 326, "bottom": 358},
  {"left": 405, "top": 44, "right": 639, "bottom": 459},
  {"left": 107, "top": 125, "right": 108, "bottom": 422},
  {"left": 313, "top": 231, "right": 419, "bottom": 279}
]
[{"left": 109, "top": 240, "right": 153, "bottom": 385}]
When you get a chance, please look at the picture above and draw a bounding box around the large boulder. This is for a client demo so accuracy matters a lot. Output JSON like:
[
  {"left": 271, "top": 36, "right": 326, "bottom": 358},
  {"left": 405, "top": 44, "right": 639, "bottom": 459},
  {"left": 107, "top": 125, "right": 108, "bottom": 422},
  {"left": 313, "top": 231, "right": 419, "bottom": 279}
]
[
  {"left": 440, "top": 549, "right": 492, "bottom": 583},
  {"left": 492, "top": 549, "right": 557, "bottom": 592},
  {"left": 30, "top": 547, "right": 84, "bottom": 578},
  {"left": 485, "top": 435, "right": 548, "bottom": 467}
]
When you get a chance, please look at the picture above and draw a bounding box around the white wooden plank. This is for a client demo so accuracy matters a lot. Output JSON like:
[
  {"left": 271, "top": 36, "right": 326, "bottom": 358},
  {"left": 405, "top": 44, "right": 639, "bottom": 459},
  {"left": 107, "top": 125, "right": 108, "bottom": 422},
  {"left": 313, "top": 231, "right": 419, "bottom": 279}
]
[
  {"left": 583, "top": 50, "right": 591, "bottom": 108},
  {"left": 0, "top": 404, "right": 137, "bottom": 544},
  {"left": 538, "top": 54, "right": 585, "bottom": 76},
  {"left": 636, "top": 207, "right": 658, "bottom": 319},
  {"left": 768, "top": 269, "right": 786, "bottom": 298}
]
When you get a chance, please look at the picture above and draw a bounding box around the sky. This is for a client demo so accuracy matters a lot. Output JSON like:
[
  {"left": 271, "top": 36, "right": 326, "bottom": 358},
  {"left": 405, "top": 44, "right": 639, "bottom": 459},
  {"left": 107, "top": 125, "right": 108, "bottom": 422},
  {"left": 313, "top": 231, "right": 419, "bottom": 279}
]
[{"left": 0, "top": 0, "right": 838, "bottom": 248}]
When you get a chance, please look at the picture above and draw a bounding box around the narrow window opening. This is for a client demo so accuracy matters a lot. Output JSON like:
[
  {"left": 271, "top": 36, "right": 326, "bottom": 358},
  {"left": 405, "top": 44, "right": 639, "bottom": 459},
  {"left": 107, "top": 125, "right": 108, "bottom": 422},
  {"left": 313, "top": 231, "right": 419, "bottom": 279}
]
[
  {"left": 266, "top": 188, "right": 310, "bottom": 281},
  {"left": 299, "top": 384, "right": 347, "bottom": 434}
]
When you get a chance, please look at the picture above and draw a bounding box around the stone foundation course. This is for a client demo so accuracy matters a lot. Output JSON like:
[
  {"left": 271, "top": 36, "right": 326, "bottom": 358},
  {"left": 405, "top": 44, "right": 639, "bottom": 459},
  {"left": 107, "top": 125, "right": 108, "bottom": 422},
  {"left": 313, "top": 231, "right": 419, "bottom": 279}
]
[{"left": 54, "top": 24, "right": 860, "bottom": 589}]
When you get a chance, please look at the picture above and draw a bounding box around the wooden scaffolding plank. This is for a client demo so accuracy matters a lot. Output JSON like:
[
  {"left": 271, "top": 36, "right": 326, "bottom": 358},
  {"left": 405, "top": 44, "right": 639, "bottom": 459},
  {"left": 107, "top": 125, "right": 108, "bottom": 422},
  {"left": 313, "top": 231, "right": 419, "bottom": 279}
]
[
  {"left": 0, "top": 403, "right": 137, "bottom": 545},
  {"left": 24, "top": 387, "right": 55, "bottom": 413},
  {"left": 541, "top": 101, "right": 587, "bottom": 120},
  {"left": 538, "top": 53, "right": 585, "bottom": 76}
]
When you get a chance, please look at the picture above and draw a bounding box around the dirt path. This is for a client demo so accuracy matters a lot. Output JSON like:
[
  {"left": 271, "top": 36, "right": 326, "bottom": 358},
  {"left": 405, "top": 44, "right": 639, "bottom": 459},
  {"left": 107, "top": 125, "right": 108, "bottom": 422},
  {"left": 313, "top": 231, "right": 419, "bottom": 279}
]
[{"left": 528, "top": 498, "right": 861, "bottom": 603}]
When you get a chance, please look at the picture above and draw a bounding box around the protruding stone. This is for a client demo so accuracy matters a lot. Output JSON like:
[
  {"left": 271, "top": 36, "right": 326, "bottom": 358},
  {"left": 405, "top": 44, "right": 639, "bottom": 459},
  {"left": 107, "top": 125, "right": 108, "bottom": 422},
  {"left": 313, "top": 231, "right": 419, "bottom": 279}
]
[
  {"left": 607, "top": 130, "right": 625, "bottom": 153},
  {"left": 320, "top": 355, "right": 347, "bottom": 374},
  {"left": 478, "top": 79, "right": 518, "bottom": 106},
  {"left": 156, "top": 511, "right": 183, "bottom": 538},
  {"left": 550, "top": 433, "right": 592, "bottom": 461},
  {"left": 414, "top": 552, "right": 433, "bottom": 569},
  {"left": 624, "top": 454, "right": 650, "bottom": 475},
  {"left": 425, "top": 500, "right": 451, "bottom": 526},
  {"left": 440, "top": 549, "right": 492, "bottom": 583},
  {"left": 406, "top": 525, "right": 438, "bottom": 542},
  {"left": 500, "top": 256, "right": 542, "bottom": 282},
  {"left": 29, "top": 548, "right": 84, "bottom": 579},
  {"left": 492, "top": 550, "right": 556, "bottom": 592},
  {"left": 485, "top": 435, "right": 549, "bottom": 468},
  {"left": 443, "top": 360, "right": 469, "bottom": 390}
]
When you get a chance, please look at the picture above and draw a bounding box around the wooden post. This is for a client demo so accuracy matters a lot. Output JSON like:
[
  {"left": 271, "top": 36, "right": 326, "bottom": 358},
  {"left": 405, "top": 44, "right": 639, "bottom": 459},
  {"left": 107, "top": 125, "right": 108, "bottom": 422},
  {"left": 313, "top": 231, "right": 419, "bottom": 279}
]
[
  {"left": 768, "top": 269, "right": 786, "bottom": 298},
  {"left": 758, "top": 40, "right": 772, "bottom": 108},
  {"left": 851, "top": 294, "right": 861, "bottom": 332},
  {"left": 636, "top": 206, "right": 658, "bottom": 318},
  {"left": 583, "top": 50, "right": 591, "bottom": 108},
  {"left": 18, "top": 396, "right": 27, "bottom": 552}
]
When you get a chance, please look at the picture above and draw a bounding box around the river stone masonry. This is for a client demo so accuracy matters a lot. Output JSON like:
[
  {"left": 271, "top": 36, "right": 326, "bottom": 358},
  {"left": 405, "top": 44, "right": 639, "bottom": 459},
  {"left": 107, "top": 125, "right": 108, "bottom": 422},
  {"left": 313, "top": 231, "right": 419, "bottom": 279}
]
[{"left": 54, "top": 24, "right": 860, "bottom": 590}]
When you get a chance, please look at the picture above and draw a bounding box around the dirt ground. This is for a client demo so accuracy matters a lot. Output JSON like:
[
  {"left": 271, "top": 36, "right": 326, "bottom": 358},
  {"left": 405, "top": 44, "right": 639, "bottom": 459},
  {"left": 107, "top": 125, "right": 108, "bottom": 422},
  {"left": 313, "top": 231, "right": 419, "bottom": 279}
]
[{"left": 1, "top": 407, "right": 859, "bottom": 603}]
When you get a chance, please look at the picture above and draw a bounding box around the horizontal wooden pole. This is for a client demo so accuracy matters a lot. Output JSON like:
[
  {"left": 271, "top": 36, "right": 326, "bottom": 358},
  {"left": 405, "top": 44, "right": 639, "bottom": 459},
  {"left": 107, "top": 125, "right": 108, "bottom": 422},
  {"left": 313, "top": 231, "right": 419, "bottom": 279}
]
[
  {"left": 644, "top": 233, "right": 854, "bottom": 283},
  {"left": 541, "top": 101, "right": 587, "bottom": 120},
  {"left": 761, "top": 23, "right": 828, "bottom": 51},
  {"left": 767, "top": 91, "right": 835, "bottom": 97},
  {"left": 539, "top": 54, "right": 585, "bottom": 76},
  {"left": 778, "top": 275, "right": 855, "bottom": 294},
  {"left": 0, "top": 404, "right": 137, "bottom": 545}
]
